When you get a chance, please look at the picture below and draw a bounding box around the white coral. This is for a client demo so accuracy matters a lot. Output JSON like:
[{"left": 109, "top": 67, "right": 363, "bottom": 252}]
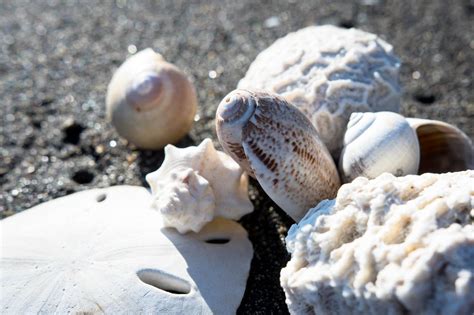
[
  {"left": 282, "top": 171, "right": 474, "bottom": 315},
  {"left": 146, "top": 138, "right": 253, "bottom": 233},
  {"left": 238, "top": 25, "right": 401, "bottom": 157}
]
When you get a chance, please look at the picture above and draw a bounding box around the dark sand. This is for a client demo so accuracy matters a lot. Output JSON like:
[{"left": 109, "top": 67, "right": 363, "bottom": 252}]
[{"left": 1, "top": 1, "right": 473, "bottom": 313}]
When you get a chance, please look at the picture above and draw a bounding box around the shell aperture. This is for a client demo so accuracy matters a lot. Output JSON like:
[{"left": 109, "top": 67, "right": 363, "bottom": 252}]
[{"left": 216, "top": 89, "right": 340, "bottom": 221}]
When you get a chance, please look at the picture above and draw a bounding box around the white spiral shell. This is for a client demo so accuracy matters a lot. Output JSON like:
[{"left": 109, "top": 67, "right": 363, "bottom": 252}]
[
  {"left": 339, "top": 112, "right": 420, "bottom": 183},
  {"left": 106, "top": 48, "right": 197, "bottom": 149}
]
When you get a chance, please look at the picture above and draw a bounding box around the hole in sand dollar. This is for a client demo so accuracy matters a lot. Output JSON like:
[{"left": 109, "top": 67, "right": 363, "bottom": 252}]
[
  {"left": 96, "top": 193, "right": 106, "bottom": 202},
  {"left": 205, "top": 238, "right": 230, "bottom": 244},
  {"left": 136, "top": 269, "right": 191, "bottom": 295}
]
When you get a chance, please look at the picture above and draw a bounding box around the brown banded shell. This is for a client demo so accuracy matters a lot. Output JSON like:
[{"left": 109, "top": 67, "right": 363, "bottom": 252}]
[
  {"left": 406, "top": 118, "right": 473, "bottom": 173},
  {"left": 216, "top": 89, "right": 340, "bottom": 221}
]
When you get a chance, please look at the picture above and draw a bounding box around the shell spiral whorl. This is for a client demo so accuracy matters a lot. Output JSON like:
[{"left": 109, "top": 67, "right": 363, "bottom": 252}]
[
  {"left": 216, "top": 89, "right": 340, "bottom": 221},
  {"left": 125, "top": 71, "right": 164, "bottom": 112}
]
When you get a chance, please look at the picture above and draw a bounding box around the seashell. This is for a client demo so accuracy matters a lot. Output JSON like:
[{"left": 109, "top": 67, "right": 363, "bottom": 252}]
[
  {"left": 339, "top": 112, "right": 420, "bottom": 183},
  {"left": 406, "top": 118, "right": 473, "bottom": 174},
  {"left": 238, "top": 25, "right": 401, "bottom": 158},
  {"left": 0, "top": 186, "right": 252, "bottom": 314},
  {"left": 106, "top": 48, "right": 197, "bottom": 149},
  {"left": 282, "top": 171, "right": 474, "bottom": 315},
  {"left": 216, "top": 89, "right": 340, "bottom": 222},
  {"left": 145, "top": 138, "right": 253, "bottom": 233}
]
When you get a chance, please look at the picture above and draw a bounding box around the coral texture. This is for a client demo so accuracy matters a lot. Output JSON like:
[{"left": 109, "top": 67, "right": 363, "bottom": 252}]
[
  {"left": 282, "top": 171, "right": 474, "bottom": 315},
  {"left": 238, "top": 25, "right": 401, "bottom": 157}
]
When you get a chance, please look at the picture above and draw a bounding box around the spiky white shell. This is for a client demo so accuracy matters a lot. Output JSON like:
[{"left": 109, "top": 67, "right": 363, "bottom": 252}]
[
  {"left": 238, "top": 25, "right": 401, "bottom": 158},
  {"left": 106, "top": 48, "right": 197, "bottom": 149},
  {"left": 339, "top": 112, "right": 420, "bottom": 183},
  {"left": 282, "top": 171, "right": 474, "bottom": 315},
  {"left": 216, "top": 89, "right": 340, "bottom": 222},
  {"left": 145, "top": 138, "right": 253, "bottom": 233},
  {"left": 406, "top": 118, "right": 473, "bottom": 173},
  {"left": 0, "top": 186, "right": 253, "bottom": 314}
]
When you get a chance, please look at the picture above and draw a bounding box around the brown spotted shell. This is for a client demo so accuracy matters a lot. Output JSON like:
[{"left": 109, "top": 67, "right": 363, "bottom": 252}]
[{"left": 215, "top": 89, "right": 340, "bottom": 221}]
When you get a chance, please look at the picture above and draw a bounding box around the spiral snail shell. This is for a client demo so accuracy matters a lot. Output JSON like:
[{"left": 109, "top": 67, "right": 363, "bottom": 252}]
[
  {"left": 106, "top": 48, "right": 197, "bottom": 149},
  {"left": 216, "top": 89, "right": 340, "bottom": 221},
  {"left": 339, "top": 112, "right": 420, "bottom": 183}
]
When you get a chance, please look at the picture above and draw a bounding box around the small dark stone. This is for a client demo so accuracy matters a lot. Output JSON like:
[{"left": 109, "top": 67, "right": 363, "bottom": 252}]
[
  {"left": 71, "top": 170, "right": 94, "bottom": 184},
  {"left": 63, "top": 123, "right": 85, "bottom": 145},
  {"left": 338, "top": 20, "right": 355, "bottom": 28},
  {"left": 414, "top": 92, "right": 436, "bottom": 105}
]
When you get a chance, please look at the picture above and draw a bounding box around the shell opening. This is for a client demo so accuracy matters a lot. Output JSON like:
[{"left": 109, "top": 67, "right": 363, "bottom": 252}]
[
  {"left": 125, "top": 71, "right": 163, "bottom": 112},
  {"left": 415, "top": 124, "right": 473, "bottom": 173}
]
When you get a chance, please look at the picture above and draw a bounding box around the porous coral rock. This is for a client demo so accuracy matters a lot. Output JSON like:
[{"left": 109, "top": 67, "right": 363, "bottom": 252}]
[
  {"left": 282, "top": 171, "right": 474, "bottom": 315},
  {"left": 146, "top": 138, "right": 253, "bottom": 233},
  {"left": 238, "top": 25, "right": 401, "bottom": 157}
]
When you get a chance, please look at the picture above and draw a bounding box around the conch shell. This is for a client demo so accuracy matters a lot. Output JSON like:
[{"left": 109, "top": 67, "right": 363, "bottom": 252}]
[
  {"left": 106, "top": 48, "right": 197, "bottom": 149},
  {"left": 146, "top": 138, "right": 253, "bottom": 233},
  {"left": 238, "top": 25, "right": 401, "bottom": 158},
  {"left": 215, "top": 89, "right": 340, "bottom": 222}
]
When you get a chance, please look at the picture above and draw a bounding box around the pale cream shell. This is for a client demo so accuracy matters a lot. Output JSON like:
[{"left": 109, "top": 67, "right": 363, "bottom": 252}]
[{"left": 106, "top": 48, "right": 197, "bottom": 149}]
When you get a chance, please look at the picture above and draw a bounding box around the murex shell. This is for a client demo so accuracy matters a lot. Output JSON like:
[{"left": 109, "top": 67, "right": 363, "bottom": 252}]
[
  {"left": 106, "top": 48, "right": 197, "bottom": 149},
  {"left": 146, "top": 138, "right": 253, "bottom": 233},
  {"left": 238, "top": 25, "right": 401, "bottom": 157},
  {"left": 216, "top": 89, "right": 340, "bottom": 222},
  {"left": 282, "top": 171, "right": 474, "bottom": 315},
  {"left": 1, "top": 186, "right": 253, "bottom": 314}
]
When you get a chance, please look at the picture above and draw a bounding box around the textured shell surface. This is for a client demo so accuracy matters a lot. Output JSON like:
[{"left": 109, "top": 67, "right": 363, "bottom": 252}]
[
  {"left": 106, "top": 48, "right": 197, "bottom": 149},
  {"left": 0, "top": 186, "right": 253, "bottom": 315},
  {"left": 238, "top": 25, "right": 401, "bottom": 158},
  {"left": 145, "top": 138, "right": 253, "bottom": 233},
  {"left": 216, "top": 89, "right": 340, "bottom": 222},
  {"left": 282, "top": 171, "right": 474, "bottom": 315},
  {"left": 406, "top": 118, "right": 474, "bottom": 174},
  {"left": 339, "top": 111, "right": 420, "bottom": 182}
]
